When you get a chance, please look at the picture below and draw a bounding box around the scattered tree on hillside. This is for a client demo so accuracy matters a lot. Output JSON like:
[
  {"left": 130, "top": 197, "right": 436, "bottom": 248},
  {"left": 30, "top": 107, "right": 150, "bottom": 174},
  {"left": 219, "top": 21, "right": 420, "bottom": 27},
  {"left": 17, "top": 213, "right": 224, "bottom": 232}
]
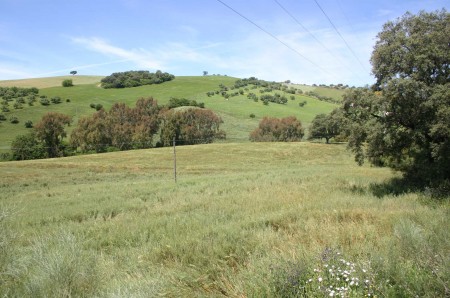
[
  {"left": 203, "top": 71, "right": 208, "bottom": 76},
  {"left": 34, "top": 112, "right": 72, "bottom": 158},
  {"left": 308, "top": 109, "right": 344, "bottom": 143},
  {"left": 342, "top": 9, "right": 450, "bottom": 192},
  {"left": 250, "top": 116, "right": 304, "bottom": 142},
  {"left": 70, "top": 70, "right": 77, "bottom": 75}
]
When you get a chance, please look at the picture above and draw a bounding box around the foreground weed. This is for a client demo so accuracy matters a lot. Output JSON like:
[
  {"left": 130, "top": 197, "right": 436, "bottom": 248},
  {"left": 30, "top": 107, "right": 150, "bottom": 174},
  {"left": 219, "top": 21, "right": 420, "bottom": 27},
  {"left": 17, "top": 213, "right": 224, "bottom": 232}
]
[
  {"left": 273, "top": 248, "right": 379, "bottom": 297},
  {"left": 305, "top": 248, "right": 376, "bottom": 297}
]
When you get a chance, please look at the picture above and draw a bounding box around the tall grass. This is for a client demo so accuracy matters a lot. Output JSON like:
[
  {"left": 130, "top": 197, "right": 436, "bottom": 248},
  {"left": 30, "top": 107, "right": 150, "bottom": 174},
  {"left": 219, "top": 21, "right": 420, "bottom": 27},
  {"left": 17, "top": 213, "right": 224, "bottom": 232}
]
[{"left": 0, "top": 142, "right": 448, "bottom": 296}]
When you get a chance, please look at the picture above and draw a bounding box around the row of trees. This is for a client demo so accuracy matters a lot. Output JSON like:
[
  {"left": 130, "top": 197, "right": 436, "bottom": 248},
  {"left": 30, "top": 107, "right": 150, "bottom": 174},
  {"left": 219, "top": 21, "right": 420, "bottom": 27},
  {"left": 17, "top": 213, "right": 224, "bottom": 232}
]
[
  {"left": 11, "top": 98, "right": 225, "bottom": 160},
  {"left": 100, "top": 70, "right": 175, "bottom": 88}
]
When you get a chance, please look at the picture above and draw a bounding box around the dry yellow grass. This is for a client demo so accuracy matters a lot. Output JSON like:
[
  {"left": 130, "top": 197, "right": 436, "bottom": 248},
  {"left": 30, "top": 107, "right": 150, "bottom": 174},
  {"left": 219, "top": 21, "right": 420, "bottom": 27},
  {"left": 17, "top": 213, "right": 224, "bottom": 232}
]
[{"left": 0, "top": 75, "right": 104, "bottom": 88}]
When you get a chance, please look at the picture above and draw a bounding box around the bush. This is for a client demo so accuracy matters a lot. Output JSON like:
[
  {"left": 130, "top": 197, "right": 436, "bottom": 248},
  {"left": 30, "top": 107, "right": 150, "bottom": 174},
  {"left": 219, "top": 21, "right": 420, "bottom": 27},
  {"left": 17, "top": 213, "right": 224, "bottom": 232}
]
[
  {"left": 167, "top": 98, "right": 204, "bottom": 109},
  {"left": 9, "top": 116, "right": 19, "bottom": 124},
  {"left": 25, "top": 120, "right": 33, "bottom": 128},
  {"left": 40, "top": 98, "right": 50, "bottom": 106},
  {"left": 249, "top": 113, "right": 256, "bottom": 118},
  {"left": 0, "top": 114, "right": 6, "bottom": 121},
  {"left": 250, "top": 116, "right": 304, "bottom": 142},
  {"left": 62, "top": 79, "right": 73, "bottom": 87},
  {"left": 50, "top": 97, "right": 61, "bottom": 104}
]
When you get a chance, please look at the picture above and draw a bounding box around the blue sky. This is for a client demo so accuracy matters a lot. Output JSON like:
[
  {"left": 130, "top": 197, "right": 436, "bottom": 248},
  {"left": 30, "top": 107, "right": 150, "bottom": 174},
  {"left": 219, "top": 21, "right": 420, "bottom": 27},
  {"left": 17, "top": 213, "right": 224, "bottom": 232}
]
[{"left": 0, "top": 0, "right": 447, "bottom": 85}]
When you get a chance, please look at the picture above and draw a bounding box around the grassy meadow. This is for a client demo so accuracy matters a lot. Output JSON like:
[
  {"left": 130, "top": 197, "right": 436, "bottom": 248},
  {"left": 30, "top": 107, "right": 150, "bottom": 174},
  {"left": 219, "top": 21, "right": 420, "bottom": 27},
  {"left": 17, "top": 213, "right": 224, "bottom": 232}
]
[
  {"left": 1, "top": 142, "right": 448, "bottom": 297},
  {"left": 0, "top": 76, "right": 337, "bottom": 152}
]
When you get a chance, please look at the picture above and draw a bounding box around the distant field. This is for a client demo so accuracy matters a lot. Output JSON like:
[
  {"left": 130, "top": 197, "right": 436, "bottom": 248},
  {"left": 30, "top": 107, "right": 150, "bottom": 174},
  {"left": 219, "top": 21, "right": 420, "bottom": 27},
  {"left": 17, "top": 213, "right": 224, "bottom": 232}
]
[
  {"left": 1, "top": 142, "right": 447, "bottom": 296},
  {"left": 0, "top": 76, "right": 337, "bottom": 152},
  {"left": 0, "top": 75, "right": 104, "bottom": 88}
]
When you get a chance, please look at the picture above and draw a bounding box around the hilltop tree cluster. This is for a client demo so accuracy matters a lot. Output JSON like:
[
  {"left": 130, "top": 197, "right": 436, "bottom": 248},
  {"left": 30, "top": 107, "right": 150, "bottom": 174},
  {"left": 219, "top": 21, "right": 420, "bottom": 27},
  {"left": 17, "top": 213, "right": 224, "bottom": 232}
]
[{"left": 101, "top": 70, "right": 175, "bottom": 88}]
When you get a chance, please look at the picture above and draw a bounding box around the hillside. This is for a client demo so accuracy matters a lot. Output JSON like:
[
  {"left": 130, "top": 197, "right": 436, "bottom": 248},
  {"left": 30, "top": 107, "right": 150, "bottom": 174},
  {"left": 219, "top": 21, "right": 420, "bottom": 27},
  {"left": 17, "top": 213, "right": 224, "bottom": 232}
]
[
  {"left": 0, "top": 76, "right": 337, "bottom": 153},
  {"left": 1, "top": 142, "right": 447, "bottom": 296}
]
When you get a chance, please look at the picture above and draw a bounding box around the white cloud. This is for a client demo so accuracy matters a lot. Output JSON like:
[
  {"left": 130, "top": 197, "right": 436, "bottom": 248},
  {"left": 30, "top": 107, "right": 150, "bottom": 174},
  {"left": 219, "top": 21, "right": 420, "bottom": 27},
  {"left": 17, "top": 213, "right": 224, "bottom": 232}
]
[
  {"left": 71, "top": 37, "right": 164, "bottom": 70},
  {"left": 0, "top": 64, "right": 34, "bottom": 80}
]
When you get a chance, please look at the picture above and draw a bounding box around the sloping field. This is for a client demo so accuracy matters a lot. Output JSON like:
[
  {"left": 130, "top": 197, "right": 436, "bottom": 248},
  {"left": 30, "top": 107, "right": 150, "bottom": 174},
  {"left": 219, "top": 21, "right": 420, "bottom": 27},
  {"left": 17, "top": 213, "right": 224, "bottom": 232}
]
[
  {"left": 1, "top": 142, "right": 448, "bottom": 296},
  {"left": 0, "top": 76, "right": 337, "bottom": 151}
]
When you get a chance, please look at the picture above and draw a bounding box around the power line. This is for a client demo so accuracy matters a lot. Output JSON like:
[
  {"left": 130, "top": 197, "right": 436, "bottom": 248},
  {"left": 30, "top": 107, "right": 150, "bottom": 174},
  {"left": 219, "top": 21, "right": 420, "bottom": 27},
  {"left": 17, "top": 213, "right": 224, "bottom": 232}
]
[
  {"left": 273, "top": 0, "right": 358, "bottom": 76},
  {"left": 215, "top": 0, "right": 333, "bottom": 77},
  {"left": 312, "top": 0, "right": 368, "bottom": 72}
]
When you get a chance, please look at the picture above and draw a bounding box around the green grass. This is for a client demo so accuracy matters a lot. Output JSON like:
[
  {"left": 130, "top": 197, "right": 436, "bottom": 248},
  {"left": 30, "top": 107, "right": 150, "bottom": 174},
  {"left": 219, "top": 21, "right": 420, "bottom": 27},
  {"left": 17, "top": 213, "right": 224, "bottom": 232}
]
[
  {"left": 290, "top": 83, "right": 347, "bottom": 102},
  {"left": 1, "top": 142, "right": 448, "bottom": 296},
  {"left": 0, "top": 76, "right": 337, "bottom": 151}
]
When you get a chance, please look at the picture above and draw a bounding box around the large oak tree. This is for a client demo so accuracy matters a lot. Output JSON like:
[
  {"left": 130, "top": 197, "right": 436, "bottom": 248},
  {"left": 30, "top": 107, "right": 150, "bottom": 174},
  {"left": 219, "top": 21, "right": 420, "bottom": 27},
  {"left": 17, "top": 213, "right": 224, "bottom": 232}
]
[{"left": 343, "top": 9, "right": 449, "bottom": 191}]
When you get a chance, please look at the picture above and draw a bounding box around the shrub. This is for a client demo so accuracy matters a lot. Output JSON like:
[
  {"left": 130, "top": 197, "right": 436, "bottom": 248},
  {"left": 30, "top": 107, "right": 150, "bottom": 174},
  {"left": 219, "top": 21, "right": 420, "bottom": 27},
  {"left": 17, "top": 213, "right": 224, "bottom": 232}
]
[
  {"left": 66, "top": 98, "right": 71, "bottom": 103},
  {"left": 9, "top": 116, "right": 19, "bottom": 124},
  {"left": 25, "top": 120, "right": 33, "bottom": 128},
  {"left": 249, "top": 113, "right": 256, "bottom": 118},
  {"left": 0, "top": 114, "right": 6, "bottom": 121},
  {"left": 40, "top": 98, "right": 50, "bottom": 106},
  {"left": 250, "top": 116, "right": 304, "bottom": 142},
  {"left": 62, "top": 79, "right": 73, "bottom": 87},
  {"left": 50, "top": 97, "right": 61, "bottom": 104}
]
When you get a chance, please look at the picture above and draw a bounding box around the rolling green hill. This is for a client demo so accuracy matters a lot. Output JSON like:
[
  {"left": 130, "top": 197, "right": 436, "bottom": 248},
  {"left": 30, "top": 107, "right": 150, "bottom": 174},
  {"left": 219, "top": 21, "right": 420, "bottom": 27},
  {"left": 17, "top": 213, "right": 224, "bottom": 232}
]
[{"left": 0, "top": 76, "right": 337, "bottom": 153}]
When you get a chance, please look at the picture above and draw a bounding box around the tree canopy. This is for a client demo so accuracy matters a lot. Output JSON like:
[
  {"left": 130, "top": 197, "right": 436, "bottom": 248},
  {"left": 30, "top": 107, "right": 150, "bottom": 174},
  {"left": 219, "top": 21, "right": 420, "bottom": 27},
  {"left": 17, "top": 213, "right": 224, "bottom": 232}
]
[
  {"left": 100, "top": 70, "right": 175, "bottom": 89},
  {"left": 34, "top": 112, "right": 72, "bottom": 158},
  {"left": 343, "top": 9, "right": 449, "bottom": 192},
  {"left": 250, "top": 116, "right": 304, "bottom": 142}
]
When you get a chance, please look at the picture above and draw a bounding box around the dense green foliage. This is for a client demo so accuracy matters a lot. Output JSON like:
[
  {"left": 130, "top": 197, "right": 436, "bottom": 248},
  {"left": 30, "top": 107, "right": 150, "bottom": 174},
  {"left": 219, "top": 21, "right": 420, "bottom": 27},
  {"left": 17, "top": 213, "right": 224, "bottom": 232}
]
[
  {"left": 71, "top": 98, "right": 161, "bottom": 152},
  {"left": 167, "top": 97, "right": 205, "bottom": 109},
  {"left": 62, "top": 79, "right": 73, "bottom": 87},
  {"left": 250, "top": 116, "right": 304, "bottom": 142},
  {"left": 343, "top": 10, "right": 449, "bottom": 192},
  {"left": 159, "top": 108, "right": 225, "bottom": 146},
  {"left": 11, "top": 112, "right": 72, "bottom": 160},
  {"left": 11, "top": 132, "right": 46, "bottom": 160},
  {"left": 308, "top": 109, "right": 344, "bottom": 143},
  {"left": 100, "top": 70, "right": 175, "bottom": 88},
  {"left": 34, "top": 112, "right": 72, "bottom": 158}
]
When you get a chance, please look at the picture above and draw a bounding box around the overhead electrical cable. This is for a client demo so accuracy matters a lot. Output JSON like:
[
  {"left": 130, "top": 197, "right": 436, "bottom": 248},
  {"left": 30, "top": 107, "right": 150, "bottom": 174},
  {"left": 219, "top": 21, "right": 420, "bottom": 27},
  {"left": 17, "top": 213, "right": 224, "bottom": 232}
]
[
  {"left": 273, "top": 0, "right": 358, "bottom": 76},
  {"left": 215, "top": 0, "right": 334, "bottom": 77},
  {"left": 312, "top": 0, "right": 368, "bottom": 72}
]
